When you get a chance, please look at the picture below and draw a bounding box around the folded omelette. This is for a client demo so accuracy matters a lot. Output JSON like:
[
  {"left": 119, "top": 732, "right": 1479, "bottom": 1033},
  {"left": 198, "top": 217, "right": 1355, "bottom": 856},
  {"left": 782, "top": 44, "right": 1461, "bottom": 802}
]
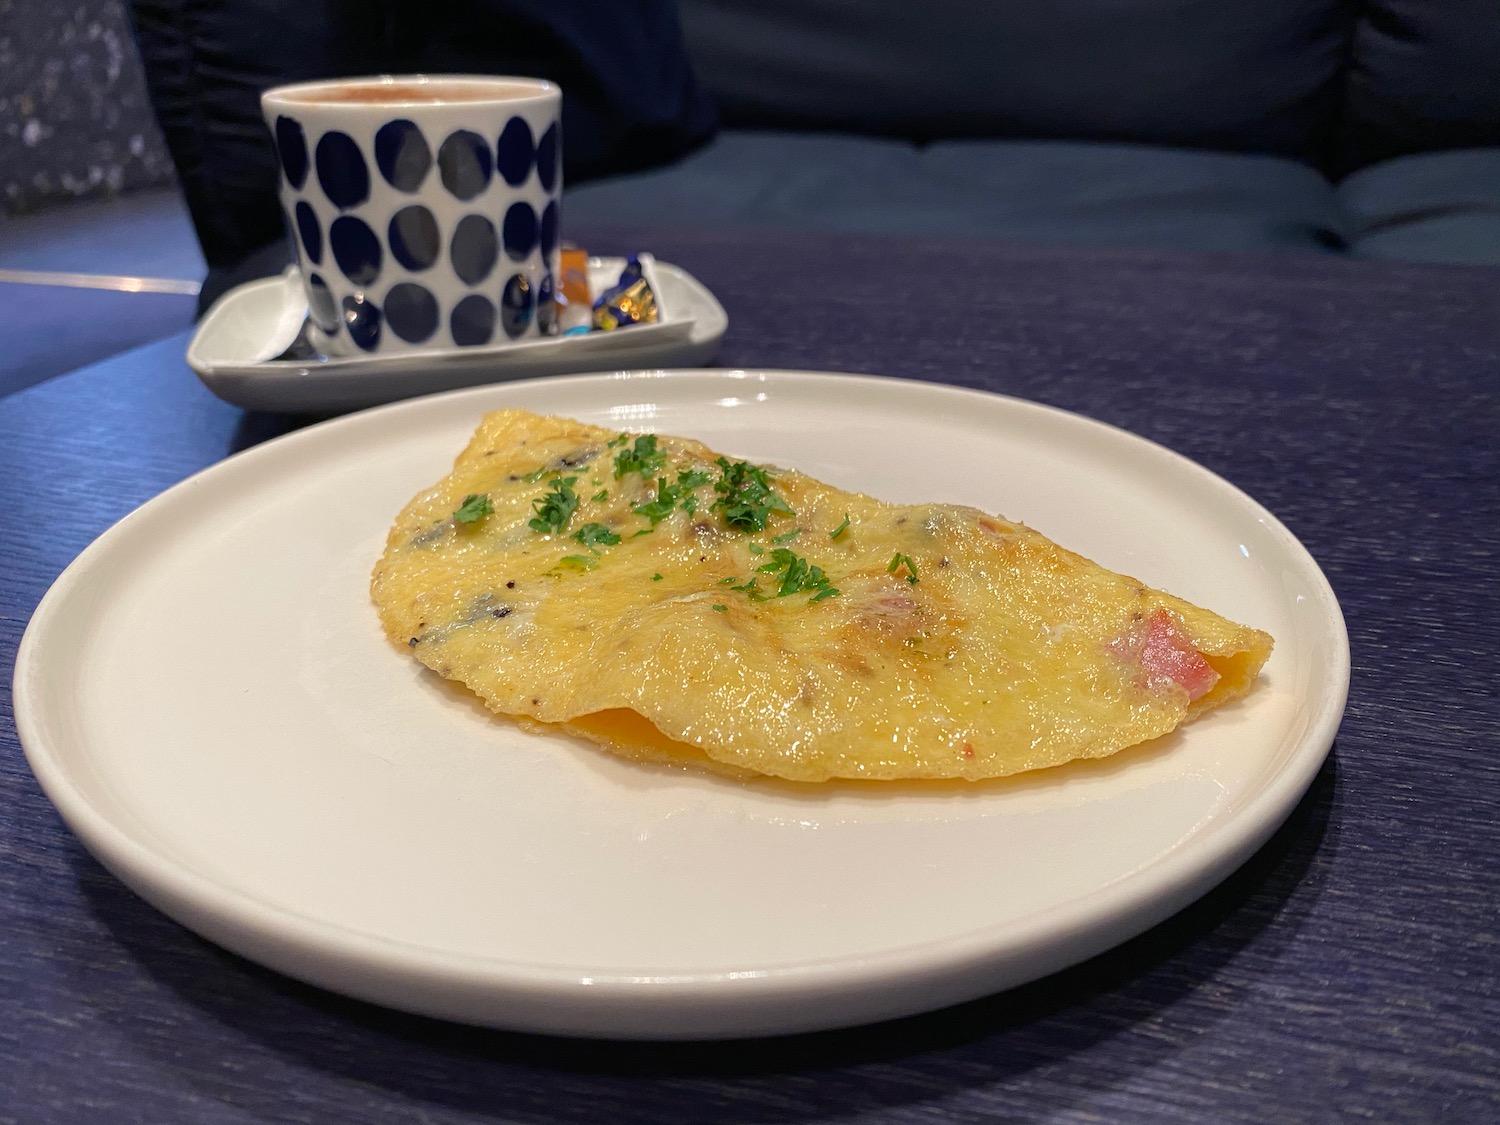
[{"left": 371, "top": 409, "right": 1272, "bottom": 782}]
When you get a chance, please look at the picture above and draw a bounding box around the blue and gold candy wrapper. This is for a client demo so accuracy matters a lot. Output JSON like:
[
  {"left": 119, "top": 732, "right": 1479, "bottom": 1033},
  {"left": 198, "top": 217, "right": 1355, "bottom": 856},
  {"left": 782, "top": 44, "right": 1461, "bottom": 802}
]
[{"left": 593, "top": 255, "right": 659, "bottom": 330}]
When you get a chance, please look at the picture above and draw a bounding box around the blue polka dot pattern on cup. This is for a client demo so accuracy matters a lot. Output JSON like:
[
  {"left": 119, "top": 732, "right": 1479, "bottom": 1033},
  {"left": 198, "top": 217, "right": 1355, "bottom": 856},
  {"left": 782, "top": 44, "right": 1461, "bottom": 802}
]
[
  {"left": 265, "top": 77, "right": 562, "bottom": 356},
  {"left": 385, "top": 282, "right": 439, "bottom": 344},
  {"left": 451, "top": 215, "right": 498, "bottom": 286},
  {"left": 375, "top": 119, "right": 431, "bottom": 192},
  {"left": 275, "top": 116, "right": 309, "bottom": 190},
  {"left": 501, "top": 273, "right": 534, "bottom": 339},
  {"left": 307, "top": 272, "right": 339, "bottom": 331},
  {"left": 330, "top": 215, "right": 382, "bottom": 286},
  {"left": 502, "top": 202, "right": 538, "bottom": 260},
  {"left": 316, "top": 131, "right": 370, "bottom": 210},
  {"left": 451, "top": 294, "right": 496, "bottom": 346},
  {"left": 341, "top": 293, "right": 382, "bottom": 351},
  {"left": 536, "top": 122, "right": 559, "bottom": 192},
  {"left": 438, "top": 130, "right": 493, "bottom": 201},
  {"left": 295, "top": 200, "right": 323, "bottom": 264},
  {"left": 539, "top": 200, "right": 559, "bottom": 256},
  {"left": 496, "top": 116, "right": 534, "bottom": 187},
  {"left": 389, "top": 205, "right": 440, "bottom": 271}
]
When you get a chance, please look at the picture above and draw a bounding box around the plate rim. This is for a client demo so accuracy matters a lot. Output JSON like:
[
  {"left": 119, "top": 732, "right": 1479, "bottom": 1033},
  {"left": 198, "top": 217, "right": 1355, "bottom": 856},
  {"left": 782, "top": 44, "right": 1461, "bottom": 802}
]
[{"left": 13, "top": 369, "right": 1350, "bottom": 1037}]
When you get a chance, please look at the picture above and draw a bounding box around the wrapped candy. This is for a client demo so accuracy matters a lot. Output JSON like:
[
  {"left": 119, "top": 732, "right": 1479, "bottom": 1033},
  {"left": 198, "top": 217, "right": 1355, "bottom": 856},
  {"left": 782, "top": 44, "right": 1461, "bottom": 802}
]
[
  {"left": 592, "top": 255, "right": 659, "bottom": 331},
  {"left": 556, "top": 246, "right": 593, "bottom": 335}
]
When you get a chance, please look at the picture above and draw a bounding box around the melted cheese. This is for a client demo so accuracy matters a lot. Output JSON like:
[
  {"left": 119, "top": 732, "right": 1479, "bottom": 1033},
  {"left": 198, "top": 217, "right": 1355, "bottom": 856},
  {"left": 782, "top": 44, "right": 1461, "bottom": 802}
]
[{"left": 371, "top": 409, "right": 1273, "bottom": 782}]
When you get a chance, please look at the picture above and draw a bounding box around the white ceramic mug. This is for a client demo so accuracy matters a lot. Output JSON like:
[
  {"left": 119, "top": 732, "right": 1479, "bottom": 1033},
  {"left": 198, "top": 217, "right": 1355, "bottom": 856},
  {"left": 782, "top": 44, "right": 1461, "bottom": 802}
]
[{"left": 261, "top": 75, "right": 562, "bottom": 356}]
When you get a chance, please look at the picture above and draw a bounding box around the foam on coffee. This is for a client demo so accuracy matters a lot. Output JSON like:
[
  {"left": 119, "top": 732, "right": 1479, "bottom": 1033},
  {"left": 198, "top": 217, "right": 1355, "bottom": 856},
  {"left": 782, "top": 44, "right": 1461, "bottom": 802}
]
[{"left": 277, "top": 78, "right": 551, "bottom": 106}]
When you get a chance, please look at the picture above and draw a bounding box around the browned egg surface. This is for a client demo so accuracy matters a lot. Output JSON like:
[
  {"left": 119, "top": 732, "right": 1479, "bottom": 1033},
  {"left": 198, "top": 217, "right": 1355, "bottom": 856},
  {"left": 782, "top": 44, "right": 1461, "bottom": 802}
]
[{"left": 371, "top": 409, "right": 1273, "bottom": 782}]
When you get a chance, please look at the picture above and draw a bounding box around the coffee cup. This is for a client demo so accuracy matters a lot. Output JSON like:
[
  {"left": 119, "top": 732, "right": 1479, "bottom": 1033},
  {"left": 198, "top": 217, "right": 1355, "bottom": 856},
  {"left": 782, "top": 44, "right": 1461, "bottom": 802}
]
[{"left": 261, "top": 75, "right": 562, "bottom": 357}]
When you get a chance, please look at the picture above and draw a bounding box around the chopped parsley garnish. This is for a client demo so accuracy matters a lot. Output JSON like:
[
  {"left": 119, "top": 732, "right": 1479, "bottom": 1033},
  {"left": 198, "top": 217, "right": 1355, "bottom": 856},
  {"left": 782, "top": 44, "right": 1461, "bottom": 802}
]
[
  {"left": 631, "top": 468, "right": 712, "bottom": 525},
  {"left": 651, "top": 573, "right": 664, "bottom": 581},
  {"left": 607, "top": 433, "right": 630, "bottom": 449},
  {"left": 632, "top": 477, "right": 682, "bottom": 525},
  {"left": 747, "top": 542, "right": 764, "bottom": 555},
  {"left": 557, "top": 554, "right": 597, "bottom": 570},
  {"left": 888, "top": 552, "right": 919, "bottom": 584},
  {"left": 711, "top": 604, "right": 727, "bottom": 612},
  {"left": 528, "top": 476, "right": 579, "bottom": 535},
  {"left": 771, "top": 529, "right": 802, "bottom": 544},
  {"left": 711, "top": 457, "right": 794, "bottom": 532},
  {"left": 592, "top": 489, "right": 609, "bottom": 502},
  {"left": 522, "top": 465, "right": 552, "bottom": 483},
  {"left": 613, "top": 433, "right": 666, "bottom": 479},
  {"left": 830, "top": 514, "right": 850, "bottom": 540},
  {"left": 572, "top": 522, "right": 621, "bottom": 549},
  {"left": 756, "top": 547, "right": 839, "bottom": 600},
  {"left": 729, "top": 576, "right": 769, "bottom": 601},
  {"left": 453, "top": 494, "right": 493, "bottom": 524}
]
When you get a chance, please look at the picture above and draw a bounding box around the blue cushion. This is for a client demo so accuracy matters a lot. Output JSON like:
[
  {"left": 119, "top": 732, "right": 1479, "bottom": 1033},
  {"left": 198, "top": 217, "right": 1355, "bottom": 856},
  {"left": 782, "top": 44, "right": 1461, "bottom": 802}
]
[
  {"left": 0, "top": 284, "right": 196, "bottom": 397},
  {"left": 1338, "top": 1, "right": 1500, "bottom": 173},
  {"left": 0, "top": 188, "right": 205, "bottom": 279},
  {"left": 0, "top": 189, "right": 204, "bottom": 393},
  {"left": 1339, "top": 150, "right": 1500, "bottom": 265},
  {"left": 566, "top": 132, "right": 1347, "bottom": 255},
  {"left": 676, "top": 0, "right": 1348, "bottom": 165}
]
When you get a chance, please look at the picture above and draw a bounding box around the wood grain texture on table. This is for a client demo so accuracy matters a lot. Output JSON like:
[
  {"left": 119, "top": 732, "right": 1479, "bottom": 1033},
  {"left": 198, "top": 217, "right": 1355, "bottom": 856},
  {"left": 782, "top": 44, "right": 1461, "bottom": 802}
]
[{"left": 1, "top": 227, "right": 1497, "bottom": 1123}]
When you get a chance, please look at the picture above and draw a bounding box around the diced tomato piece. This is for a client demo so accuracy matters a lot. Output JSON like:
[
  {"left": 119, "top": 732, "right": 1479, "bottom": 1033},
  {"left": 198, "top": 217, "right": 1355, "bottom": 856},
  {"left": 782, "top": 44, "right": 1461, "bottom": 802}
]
[{"left": 1138, "top": 610, "right": 1220, "bottom": 702}]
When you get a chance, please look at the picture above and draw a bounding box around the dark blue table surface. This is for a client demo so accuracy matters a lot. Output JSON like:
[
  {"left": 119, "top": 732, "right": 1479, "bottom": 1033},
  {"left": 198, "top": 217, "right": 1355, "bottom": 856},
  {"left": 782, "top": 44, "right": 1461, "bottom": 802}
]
[{"left": 2, "top": 225, "right": 1498, "bottom": 1123}]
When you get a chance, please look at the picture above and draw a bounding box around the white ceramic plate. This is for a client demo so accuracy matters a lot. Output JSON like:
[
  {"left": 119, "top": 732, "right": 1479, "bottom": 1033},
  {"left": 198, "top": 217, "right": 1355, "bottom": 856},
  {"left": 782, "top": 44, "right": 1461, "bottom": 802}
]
[
  {"left": 15, "top": 371, "right": 1347, "bottom": 1039},
  {"left": 187, "top": 258, "right": 727, "bottom": 413}
]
